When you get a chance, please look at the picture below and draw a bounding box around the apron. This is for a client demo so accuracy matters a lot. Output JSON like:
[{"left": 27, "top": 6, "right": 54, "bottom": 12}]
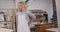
[{"left": 17, "top": 14, "right": 30, "bottom": 32}]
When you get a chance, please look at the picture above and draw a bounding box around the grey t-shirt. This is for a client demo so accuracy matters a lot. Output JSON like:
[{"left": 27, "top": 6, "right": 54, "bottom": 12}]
[{"left": 16, "top": 11, "right": 36, "bottom": 22}]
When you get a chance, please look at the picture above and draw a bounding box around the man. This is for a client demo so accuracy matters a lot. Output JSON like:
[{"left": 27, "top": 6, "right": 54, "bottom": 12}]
[{"left": 12, "top": 2, "right": 36, "bottom": 32}]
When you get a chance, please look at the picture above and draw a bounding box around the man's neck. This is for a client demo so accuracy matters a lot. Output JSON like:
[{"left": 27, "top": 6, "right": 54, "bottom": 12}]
[{"left": 18, "top": 9, "right": 23, "bottom": 12}]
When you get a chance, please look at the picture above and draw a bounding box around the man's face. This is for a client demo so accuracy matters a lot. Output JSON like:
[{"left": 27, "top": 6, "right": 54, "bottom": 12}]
[{"left": 18, "top": 3, "right": 24, "bottom": 11}]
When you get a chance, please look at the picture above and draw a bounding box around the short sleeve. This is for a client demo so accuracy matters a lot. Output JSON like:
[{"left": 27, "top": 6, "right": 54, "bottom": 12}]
[{"left": 26, "top": 11, "right": 36, "bottom": 19}]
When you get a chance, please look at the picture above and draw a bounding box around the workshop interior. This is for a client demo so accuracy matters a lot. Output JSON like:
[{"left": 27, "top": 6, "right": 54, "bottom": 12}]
[{"left": 0, "top": 0, "right": 60, "bottom": 32}]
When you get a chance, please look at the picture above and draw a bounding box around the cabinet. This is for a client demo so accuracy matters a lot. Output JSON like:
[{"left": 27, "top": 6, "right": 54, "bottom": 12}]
[
  {"left": 0, "top": 22, "right": 13, "bottom": 29},
  {"left": 35, "top": 23, "right": 54, "bottom": 32}
]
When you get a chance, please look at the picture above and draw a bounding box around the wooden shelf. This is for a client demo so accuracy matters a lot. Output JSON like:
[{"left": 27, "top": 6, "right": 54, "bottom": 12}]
[{"left": 35, "top": 23, "right": 54, "bottom": 32}]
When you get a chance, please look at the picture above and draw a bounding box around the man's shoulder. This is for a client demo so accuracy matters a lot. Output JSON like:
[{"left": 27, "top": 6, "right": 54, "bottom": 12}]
[{"left": 26, "top": 10, "right": 31, "bottom": 13}]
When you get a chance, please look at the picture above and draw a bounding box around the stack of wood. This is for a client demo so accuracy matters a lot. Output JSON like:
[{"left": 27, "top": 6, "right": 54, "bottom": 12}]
[
  {"left": 0, "top": 28, "right": 13, "bottom": 32},
  {"left": 36, "top": 16, "right": 46, "bottom": 21}
]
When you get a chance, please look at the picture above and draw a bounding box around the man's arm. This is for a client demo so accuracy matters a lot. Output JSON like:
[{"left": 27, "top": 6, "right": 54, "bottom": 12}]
[
  {"left": 27, "top": 11, "right": 46, "bottom": 25},
  {"left": 29, "top": 18, "right": 36, "bottom": 25},
  {"left": 27, "top": 11, "right": 37, "bottom": 25}
]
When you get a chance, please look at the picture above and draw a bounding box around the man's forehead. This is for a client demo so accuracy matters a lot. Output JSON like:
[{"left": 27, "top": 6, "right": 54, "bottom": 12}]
[{"left": 18, "top": 3, "right": 25, "bottom": 5}]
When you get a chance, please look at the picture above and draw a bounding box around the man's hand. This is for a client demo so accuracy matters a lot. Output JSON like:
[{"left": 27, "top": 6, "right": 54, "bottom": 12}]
[
  {"left": 28, "top": 18, "right": 36, "bottom": 25},
  {"left": 28, "top": 21, "right": 32, "bottom": 25}
]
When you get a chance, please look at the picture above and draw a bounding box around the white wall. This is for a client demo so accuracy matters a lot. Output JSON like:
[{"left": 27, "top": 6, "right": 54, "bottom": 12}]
[
  {"left": 0, "top": 0, "right": 15, "bottom": 9},
  {"left": 27, "top": 0, "right": 53, "bottom": 22},
  {"left": 0, "top": 0, "right": 15, "bottom": 16},
  {"left": 0, "top": 0, "right": 53, "bottom": 22}
]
